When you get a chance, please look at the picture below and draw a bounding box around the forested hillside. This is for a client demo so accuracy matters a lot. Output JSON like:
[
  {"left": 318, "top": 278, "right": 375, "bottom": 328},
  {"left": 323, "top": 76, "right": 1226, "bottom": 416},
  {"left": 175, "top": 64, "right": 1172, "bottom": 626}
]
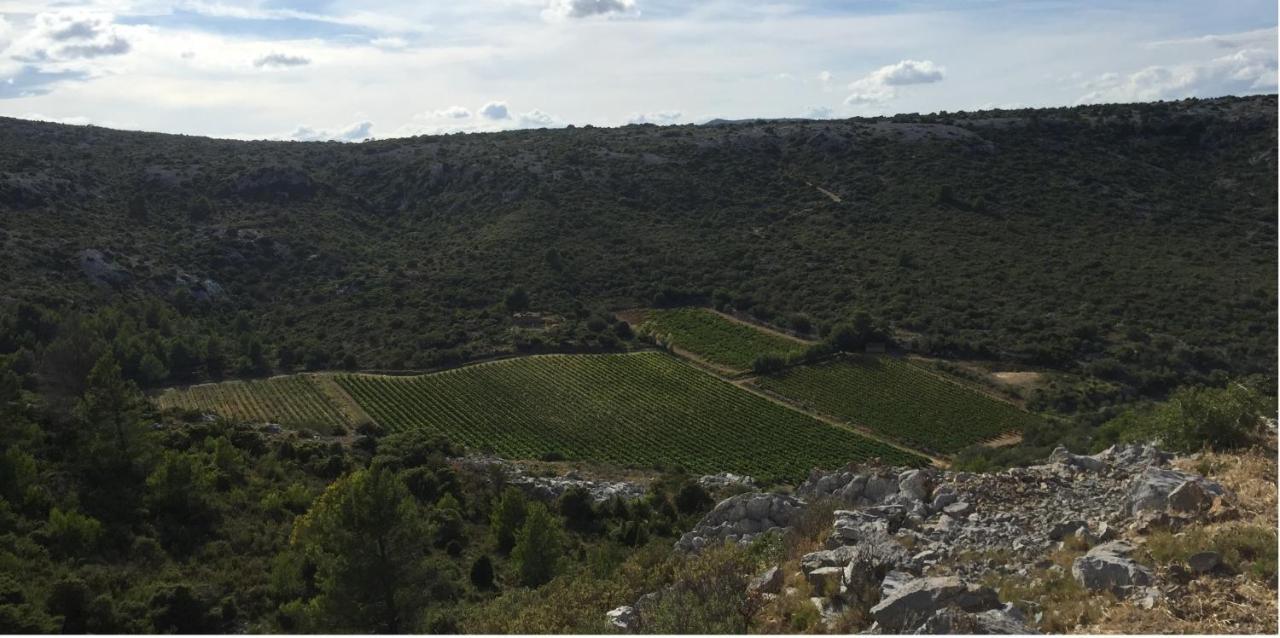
[
  {"left": 0, "top": 95, "right": 1276, "bottom": 634},
  {"left": 1, "top": 95, "right": 1276, "bottom": 414}
]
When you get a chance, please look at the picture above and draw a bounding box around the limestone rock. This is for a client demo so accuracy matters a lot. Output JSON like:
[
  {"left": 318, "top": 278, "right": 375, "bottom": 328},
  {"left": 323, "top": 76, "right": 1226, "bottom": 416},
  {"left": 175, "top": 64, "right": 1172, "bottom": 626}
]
[
  {"left": 1048, "top": 446, "right": 1107, "bottom": 472},
  {"left": 843, "top": 539, "right": 912, "bottom": 603},
  {"left": 930, "top": 488, "right": 958, "bottom": 513},
  {"left": 1048, "top": 520, "right": 1087, "bottom": 541},
  {"left": 865, "top": 474, "right": 899, "bottom": 503},
  {"left": 1167, "top": 480, "right": 1212, "bottom": 515},
  {"left": 606, "top": 605, "right": 637, "bottom": 632},
  {"left": 870, "top": 576, "right": 1001, "bottom": 633},
  {"left": 1127, "top": 467, "right": 1225, "bottom": 516},
  {"left": 911, "top": 605, "right": 1036, "bottom": 634},
  {"left": 801, "top": 545, "right": 860, "bottom": 574},
  {"left": 899, "top": 469, "right": 931, "bottom": 502},
  {"left": 698, "top": 472, "right": 757, "bottom": 491},
  {"left": 675, "top": 492, "right": 803, "bottom": 552},
  {"left": 829, "top": 510, "right": 892, "bottom": 547},
  {"left": 749, "top": 566, "right": 784, "bottom": 595},
  {"left": 806, "top": 566, "right": 844, "bottom": 597},
  {"left": 1071, "top": 541, "right": 1154, "bottom": 595}
]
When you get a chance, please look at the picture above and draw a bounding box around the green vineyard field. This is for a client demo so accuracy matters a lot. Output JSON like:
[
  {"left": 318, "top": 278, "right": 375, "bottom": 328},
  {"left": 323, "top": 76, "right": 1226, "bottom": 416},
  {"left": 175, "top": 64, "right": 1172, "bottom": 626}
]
[
  {"left": 156, "top": 375, "right": 352, "bottom": 432},
  {"left": 639, "top": 308, "right": 806, "bottom": 371},
  {"left": 752, "top": 356, "right": 1039, "bottom": 455},
  {"left": 337, "top": 353, "right": 925, "bottom": 483}
]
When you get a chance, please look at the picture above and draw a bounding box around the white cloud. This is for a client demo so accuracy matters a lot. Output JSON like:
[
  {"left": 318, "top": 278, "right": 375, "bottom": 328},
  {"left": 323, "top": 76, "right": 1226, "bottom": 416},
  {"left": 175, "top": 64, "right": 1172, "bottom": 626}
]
[
  {"left": 10, "top": 11, "right": 131, "bottom": 62},
  {"left": 876, "top": 59, "right": 944, "bottom": 85},
  {"left": 1078, "top": 47, "right": 1277, "bottom": 104},
  {"left": 845, "top": 59, "right": 945, "bottom": 105},
  {"left": 392, "top": 105, "right": 563, "bottom": 136},
  {"left": 479, "top": 101, "right": 510, "bottom": 119},
  {"left": 517, "top": 109, "right": 556, "bottom": 128},
  {"left": 21, "top": 112, "right": 92, "bottom": 126},
  {"left": 1148, "top": 28, "right": 1277, "bottom": 51},
  {"left": 288, "top": 120, "right": 372, "bottom": 142},
  {"left": 626, "top": 110, "right": 683, "bottom": 125},
  {"left": 543, "top": 0, "right": 639, "bottom": 21},
  {"left": 370, "top": 37, "right": 409, "bottom": 50},
  {"left": 433, "top": 105, "right": 471, "bottom": 119},
  {"left": 254, "top": 53, "right": 311, "bottom": 69},
  {"left": 0, "top": 15, "right": 13, "bottom": 53}
]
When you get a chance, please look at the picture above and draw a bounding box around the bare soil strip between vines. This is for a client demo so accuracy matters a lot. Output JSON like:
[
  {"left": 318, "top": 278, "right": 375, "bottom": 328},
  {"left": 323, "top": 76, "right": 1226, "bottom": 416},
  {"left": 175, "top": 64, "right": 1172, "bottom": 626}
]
[
  {"left": 310, "top": 373, "right": 375, "bottom": 427},
  {"left": 981, "top": 431, "right": 1024, "bottom": 448},
  {"left": 732, "top": 375, "right": 949, "bottom": 469}
]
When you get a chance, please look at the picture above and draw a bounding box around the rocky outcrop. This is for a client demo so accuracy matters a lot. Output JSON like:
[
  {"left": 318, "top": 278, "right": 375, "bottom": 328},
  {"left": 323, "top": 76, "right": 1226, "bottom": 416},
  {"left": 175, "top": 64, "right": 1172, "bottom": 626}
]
[
  {"left": 674, "top": 492, "right": 803, "bottom": 551},
  {"left": 672, "top": 441, "right": 1231, "bottom": 633},
  {"left": 458, "top": 456, "right": 646, "bottom": 504},
  {"left": 910, "top": 605, "right": 1033, "bottom": 634},
  {"left": 698, "top": 472, "right": 757, "bottom": 491},
  {"left": 748, "top": 566, "right": 783, "bottom": 595},
  {"left": 224, "top": 164, "right": 315, "bottom": 201},
  {"left": 1071, "top": 541, "right": 1155, "bottom": 595},
  {"left": 605, "top": 605, "right": 636, "bottom": 632},
  {"left": 77, "top": 248, "right": 131, "bottom": 288},
  {"left": 1127, "top": 467, "right": 1226, "bottom": 516},
  {"left": 869, "top": 576, "right": 1001, "bottom": 633}
]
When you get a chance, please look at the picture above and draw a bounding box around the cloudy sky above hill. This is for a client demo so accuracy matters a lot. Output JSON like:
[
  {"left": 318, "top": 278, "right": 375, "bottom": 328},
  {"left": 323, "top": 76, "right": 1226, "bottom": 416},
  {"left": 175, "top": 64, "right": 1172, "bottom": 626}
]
[{"left": 0, "top": 1, "right": 1274, "bottom": 140}]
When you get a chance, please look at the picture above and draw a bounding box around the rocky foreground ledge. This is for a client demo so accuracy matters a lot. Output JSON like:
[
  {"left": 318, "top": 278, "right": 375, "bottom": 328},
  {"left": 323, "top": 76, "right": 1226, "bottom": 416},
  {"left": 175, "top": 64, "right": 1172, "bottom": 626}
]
[{"left": 610, "top": 443, "right": 1242, "bottom": 634}]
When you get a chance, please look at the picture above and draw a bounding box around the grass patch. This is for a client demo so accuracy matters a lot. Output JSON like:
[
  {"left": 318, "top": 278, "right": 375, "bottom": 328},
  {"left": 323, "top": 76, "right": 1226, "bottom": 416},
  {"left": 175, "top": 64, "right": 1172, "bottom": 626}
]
[
  {"left": 1147, "top": 525, "right": 1277, "bottom": 583},
  {"left": 985, "top": 548, "right": 1112, "bottom": 633}
]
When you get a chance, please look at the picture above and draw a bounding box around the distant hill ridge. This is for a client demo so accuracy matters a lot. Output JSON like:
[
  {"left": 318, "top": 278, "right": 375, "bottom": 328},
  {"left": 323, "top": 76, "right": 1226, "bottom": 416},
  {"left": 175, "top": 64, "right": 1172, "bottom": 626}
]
[{"left": 0, "top": 95, "right": 1274, "bottom": 408}]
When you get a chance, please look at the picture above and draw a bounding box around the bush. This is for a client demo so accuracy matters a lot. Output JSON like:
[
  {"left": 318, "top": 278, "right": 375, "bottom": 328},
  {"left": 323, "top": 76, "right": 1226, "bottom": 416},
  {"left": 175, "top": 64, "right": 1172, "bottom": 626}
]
[
  {"left": 1102, "top": 383, "right": 1268, "bottom": 453},
  {"left": 470, "top": 555, "right": 495, "bottom": 590},
  {"left": 751, "top": 353, "right": 786, "bottom": 375},
  {"left": 673, "top": 482, "right": 713, "bottom": 515},
  {"left": 45, "top": 508, "right": 102, "bottom": 558},
  {"left": 557, "top": 487, "right": 598, "bottom": 534}
]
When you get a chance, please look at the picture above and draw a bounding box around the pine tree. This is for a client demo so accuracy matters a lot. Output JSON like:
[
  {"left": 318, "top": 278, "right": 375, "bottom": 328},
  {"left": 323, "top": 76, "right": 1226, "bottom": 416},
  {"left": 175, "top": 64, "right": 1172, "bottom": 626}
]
[
  {"left": 511, "top": 502, "right": 562, "bottom": 587},
  {"left": 290, "top": 468, "right": 429, "bottom": 633},
  {"left": 75, "top": 354, "right": 145, "bottom": 464},
  {"left": 489, "top": 487, "right": 528, "bottom": 554}
]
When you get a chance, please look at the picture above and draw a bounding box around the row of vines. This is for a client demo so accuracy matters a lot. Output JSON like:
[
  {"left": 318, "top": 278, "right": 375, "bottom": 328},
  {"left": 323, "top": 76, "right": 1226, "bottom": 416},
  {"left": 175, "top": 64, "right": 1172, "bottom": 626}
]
[
  {"left": 638, "top": 308, "right": 807, "bottom": 371},
  {"left": 155, "top": 375, "right": 352, "bottom": 432},
  {"left": 752, "top": 356, "right": 1040, "bottom": 455},
  {"left": 337, "top": 352, "right": 925, "bottom": 483}
]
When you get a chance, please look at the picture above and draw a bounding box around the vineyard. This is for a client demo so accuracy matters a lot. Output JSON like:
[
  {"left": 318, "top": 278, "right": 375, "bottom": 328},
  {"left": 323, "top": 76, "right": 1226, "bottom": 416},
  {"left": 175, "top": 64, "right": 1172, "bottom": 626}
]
[
  {"left": 336, "top": 352, "right": 925, "bottom": 483},
  {"left": 752, "top": 356, "right": 1040, "bottom": 455},
  {"left": 155, "top": 375, "right": 353, "bottom": 432},
  {"left": 638, "top": 308, "right": 806, "bottom": 371}
]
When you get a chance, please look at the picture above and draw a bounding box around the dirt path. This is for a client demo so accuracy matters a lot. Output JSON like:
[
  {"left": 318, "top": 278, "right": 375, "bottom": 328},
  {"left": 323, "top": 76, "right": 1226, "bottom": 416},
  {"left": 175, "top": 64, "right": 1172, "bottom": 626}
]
[
  {"left": 803, "top": 179, "right": 843, "bottom": 203},
  {"left": 731, "top": 376, "right": 950, "bottom": 469},
  {"left": 706, "top": 308, "right": 817, "bottom": 345},
  {"left": 310, "top": 373, "right": 375, "bottom": 427},
  {"left": 904, "top": 354, "right": 1030, "bottom": 409},
  {"left": 981, "top": 431, "right": 1024, "bottom": 448}
]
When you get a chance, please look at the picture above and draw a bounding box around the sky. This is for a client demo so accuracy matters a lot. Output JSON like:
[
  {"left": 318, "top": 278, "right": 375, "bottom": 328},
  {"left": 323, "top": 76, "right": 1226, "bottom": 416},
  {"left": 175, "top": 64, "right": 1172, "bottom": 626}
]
[{"left": 0, "top": 0, "right": 1275, "bottom": 141}]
